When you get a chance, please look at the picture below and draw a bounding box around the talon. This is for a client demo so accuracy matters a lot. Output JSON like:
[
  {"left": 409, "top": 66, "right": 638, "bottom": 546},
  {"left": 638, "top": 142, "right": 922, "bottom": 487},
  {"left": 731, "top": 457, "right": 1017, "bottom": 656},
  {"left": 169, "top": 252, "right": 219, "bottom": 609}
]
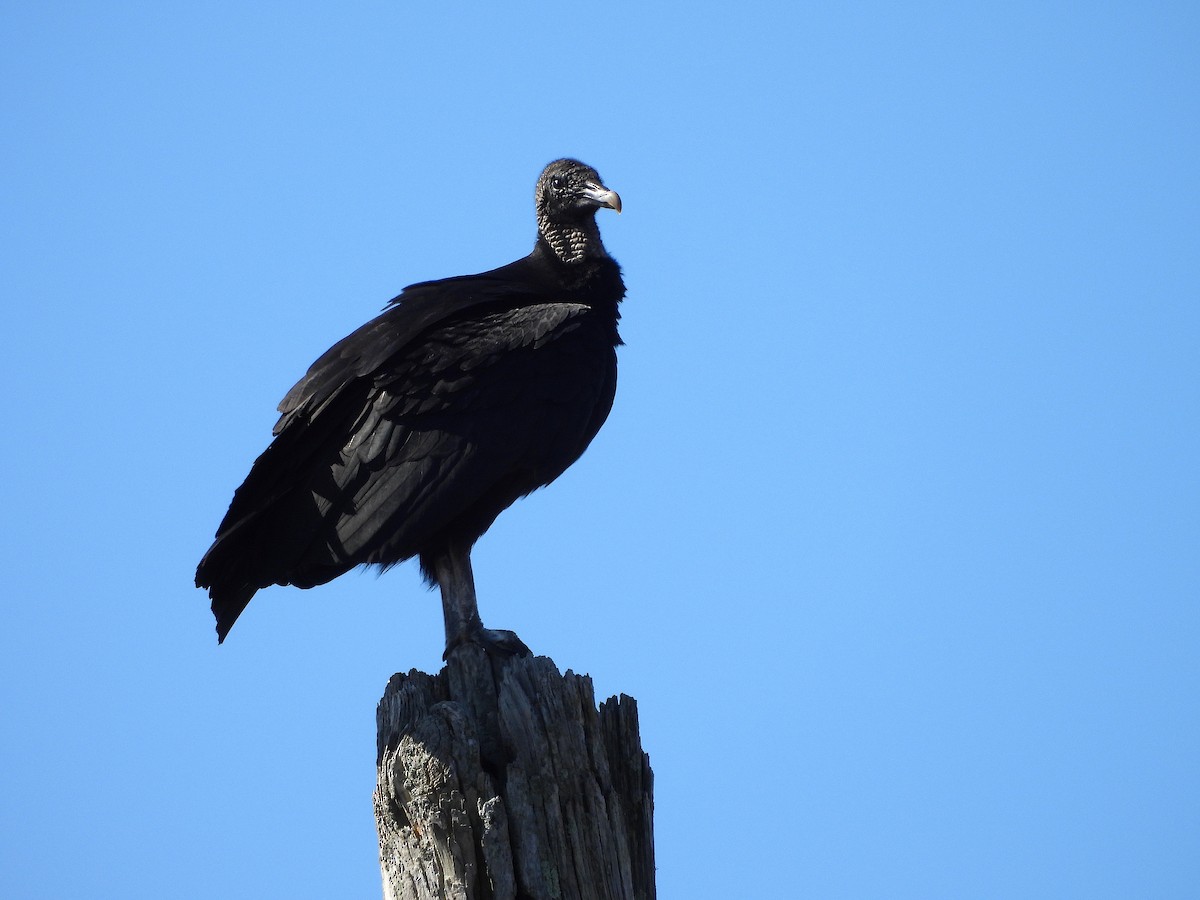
[{"left": 444, "top": 627, "right": 531, "bottom": 660}]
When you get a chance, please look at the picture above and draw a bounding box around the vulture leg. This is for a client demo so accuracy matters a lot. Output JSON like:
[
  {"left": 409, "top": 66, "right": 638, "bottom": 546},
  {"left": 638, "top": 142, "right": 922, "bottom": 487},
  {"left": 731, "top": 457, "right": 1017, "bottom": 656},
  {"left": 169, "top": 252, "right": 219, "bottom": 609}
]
[{"left": 429, "top": 542, "right": 531, "bottom": 659}]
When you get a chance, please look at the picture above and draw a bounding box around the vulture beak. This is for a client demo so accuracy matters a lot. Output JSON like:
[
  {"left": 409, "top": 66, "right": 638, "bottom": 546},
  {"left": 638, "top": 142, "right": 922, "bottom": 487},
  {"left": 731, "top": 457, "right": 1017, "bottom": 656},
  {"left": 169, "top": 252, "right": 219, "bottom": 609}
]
[{"left": 583, "top": 182, "right": 622, "bottom": 214}]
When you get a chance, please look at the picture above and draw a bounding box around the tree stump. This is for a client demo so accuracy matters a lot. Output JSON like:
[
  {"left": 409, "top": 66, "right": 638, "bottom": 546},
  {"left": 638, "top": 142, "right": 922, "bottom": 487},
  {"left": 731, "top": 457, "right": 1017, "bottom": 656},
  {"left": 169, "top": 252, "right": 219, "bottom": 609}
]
[{"left": 374, "top": 646, "right": 655, "bottom": 900}]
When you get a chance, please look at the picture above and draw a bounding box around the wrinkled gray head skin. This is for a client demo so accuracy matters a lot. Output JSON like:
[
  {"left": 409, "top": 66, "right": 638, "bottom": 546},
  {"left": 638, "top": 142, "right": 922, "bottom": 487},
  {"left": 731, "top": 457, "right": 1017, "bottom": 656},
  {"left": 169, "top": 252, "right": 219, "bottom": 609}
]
[{"left": 535, "top": 159, "right": 621, "bottom": 264}]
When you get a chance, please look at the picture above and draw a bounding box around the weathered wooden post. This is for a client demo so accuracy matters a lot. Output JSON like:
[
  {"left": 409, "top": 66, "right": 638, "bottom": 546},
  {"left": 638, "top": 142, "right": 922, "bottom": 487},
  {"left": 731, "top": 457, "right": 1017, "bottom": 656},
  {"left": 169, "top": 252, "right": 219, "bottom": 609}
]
[{"left": 374, "top": 645, "right": 655, "bottom": 900}]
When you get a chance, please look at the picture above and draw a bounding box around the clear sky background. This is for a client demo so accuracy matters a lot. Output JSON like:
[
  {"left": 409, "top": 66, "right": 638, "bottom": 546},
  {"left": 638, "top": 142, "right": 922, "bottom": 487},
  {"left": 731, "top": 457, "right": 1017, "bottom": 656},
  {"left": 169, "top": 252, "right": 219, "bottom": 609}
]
[{"left": 3, "top": 3, "right": 1198, "bottom": 898}]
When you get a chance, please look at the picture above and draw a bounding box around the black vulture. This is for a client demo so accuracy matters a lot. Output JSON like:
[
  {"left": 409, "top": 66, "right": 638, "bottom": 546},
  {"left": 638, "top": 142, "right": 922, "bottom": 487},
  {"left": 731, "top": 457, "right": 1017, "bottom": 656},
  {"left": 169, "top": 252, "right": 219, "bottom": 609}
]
[{"left": 195, "top": 159, "right": 624, "bottom": 655}]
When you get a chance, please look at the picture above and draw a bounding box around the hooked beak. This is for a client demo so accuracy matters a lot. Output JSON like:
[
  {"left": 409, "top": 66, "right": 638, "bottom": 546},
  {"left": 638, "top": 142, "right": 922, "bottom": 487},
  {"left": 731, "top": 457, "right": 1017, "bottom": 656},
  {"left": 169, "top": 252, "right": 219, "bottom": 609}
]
[{"left": 582, "top": 182, "right": 622, "bottom": 214}]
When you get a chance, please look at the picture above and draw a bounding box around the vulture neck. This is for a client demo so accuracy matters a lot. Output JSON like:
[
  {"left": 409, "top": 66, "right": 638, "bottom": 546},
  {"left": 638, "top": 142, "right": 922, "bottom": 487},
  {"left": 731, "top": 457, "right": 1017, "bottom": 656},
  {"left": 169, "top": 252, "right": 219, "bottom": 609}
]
[{"left": 537, "top": 214, "right": 607, "bottom": 266}]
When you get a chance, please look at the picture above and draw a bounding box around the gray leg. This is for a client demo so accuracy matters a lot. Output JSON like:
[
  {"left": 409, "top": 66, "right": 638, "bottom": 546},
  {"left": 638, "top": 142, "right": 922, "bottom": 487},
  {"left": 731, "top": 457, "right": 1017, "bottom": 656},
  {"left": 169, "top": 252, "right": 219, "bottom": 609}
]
[{"left": 431, "top": 543, "right": 531, "bottom": 659}]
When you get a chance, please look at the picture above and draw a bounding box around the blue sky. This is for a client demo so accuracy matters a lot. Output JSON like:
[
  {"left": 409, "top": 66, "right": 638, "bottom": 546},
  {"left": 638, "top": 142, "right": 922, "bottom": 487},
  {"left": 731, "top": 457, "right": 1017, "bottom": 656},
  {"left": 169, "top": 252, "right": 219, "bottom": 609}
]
[{"left": 3, "top": 3, "right": 1198, "bottom": 897}]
